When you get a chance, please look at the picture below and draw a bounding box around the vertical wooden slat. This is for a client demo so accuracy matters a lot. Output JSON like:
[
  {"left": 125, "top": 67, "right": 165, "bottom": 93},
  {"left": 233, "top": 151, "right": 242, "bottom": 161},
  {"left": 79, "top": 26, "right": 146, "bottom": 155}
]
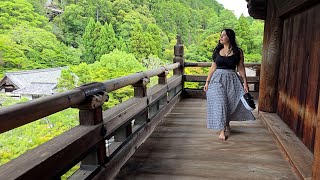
[{"left": 277, "top": 3, "right": 320, "bottom": 151}]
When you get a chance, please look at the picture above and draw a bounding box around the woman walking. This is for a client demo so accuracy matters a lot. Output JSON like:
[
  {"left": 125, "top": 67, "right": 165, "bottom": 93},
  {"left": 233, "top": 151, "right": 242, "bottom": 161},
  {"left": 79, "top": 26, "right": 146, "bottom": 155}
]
[{"left": 204, "top": 29, "right": 255, "bottom": 141}]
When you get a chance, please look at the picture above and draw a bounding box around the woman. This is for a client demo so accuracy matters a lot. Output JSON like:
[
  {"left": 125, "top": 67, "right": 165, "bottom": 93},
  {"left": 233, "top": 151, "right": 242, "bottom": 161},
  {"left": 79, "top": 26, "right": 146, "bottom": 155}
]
[{"left": 204, "top": 29, "right": 255, "bottom": 141}]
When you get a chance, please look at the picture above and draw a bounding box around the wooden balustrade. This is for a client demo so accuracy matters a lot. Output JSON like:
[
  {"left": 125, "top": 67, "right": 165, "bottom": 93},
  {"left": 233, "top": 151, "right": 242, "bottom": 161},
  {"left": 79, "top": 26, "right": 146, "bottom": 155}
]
[
  {"left": 183, "top": 62, "right": 261, "bottom": 99},
  {"left": 0, "top": 35, "right": 262, "bottom": 179}
]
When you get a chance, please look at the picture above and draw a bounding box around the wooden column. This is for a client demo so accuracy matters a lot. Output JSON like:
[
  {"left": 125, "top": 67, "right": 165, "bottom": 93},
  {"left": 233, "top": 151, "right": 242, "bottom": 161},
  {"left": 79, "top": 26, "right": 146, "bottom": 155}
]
[
  {"left": 76, "top": 83, "right": 108, "bottom": 169},
  {"left": 312, "top": 94, "right": 320, "bottom": 179},
  {"left": 258, "top": 0, "right": 282, "bottom": 112},
  {"left": 133, "top": 78, "right": 149, "bottom": 125},
  {"left": 173, "top": 35, "right": 185, "bottom": 76}
]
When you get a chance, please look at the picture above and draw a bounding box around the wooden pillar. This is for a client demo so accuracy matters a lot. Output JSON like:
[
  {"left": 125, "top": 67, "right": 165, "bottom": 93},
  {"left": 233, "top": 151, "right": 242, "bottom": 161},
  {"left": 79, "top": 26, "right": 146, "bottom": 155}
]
[
  {"left": 258, "top": 0, "right": 282, "bottom": 112},
  {"left": 75, "top": 83, "right": 108, "bottom": 169},
  {"left": 173, "top": 35, "right": 185, "bottom": 76},
  {"left": 312, "top": 94, "right": 320, "bottom": 179}
]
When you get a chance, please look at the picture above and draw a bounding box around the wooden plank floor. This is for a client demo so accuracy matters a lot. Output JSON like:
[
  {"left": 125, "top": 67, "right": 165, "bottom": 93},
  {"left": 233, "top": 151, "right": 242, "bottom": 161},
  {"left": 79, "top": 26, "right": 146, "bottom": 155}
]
[{"left": 115, "top": 99, "right": 299, "bottom": 180}]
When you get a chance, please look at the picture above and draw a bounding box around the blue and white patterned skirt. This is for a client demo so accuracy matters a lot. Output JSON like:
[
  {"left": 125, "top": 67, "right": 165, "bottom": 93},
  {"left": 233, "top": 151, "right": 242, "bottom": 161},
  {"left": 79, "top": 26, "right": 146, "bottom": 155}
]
[{"left": 206, "top": 69, "right": 255, "bottom": 130}]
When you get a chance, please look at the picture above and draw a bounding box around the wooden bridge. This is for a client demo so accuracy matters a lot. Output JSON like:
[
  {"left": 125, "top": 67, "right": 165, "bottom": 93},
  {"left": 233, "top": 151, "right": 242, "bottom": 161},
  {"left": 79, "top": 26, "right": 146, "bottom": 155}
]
[{"left": 0, "top": 0, "right": 320, "bottom": 179}]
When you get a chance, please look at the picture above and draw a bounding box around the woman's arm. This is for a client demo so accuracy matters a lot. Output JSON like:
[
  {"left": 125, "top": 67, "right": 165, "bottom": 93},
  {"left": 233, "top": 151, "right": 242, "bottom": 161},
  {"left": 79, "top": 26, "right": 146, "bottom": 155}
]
[
  {"left": 237, "top": 49, "right": 249, "bottom": 93},
  {"left": 204, "top": 62, "right": 217, "bottom": 92},
  {"left": 206, "top": 62, "right": 217, "bottom": 82}
]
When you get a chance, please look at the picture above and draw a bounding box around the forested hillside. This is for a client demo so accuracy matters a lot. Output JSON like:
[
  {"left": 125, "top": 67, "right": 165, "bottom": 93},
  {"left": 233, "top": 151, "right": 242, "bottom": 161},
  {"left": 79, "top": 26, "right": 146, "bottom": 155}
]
[{"left": 0, "top": 0, "right": 264, "bottom": 174}]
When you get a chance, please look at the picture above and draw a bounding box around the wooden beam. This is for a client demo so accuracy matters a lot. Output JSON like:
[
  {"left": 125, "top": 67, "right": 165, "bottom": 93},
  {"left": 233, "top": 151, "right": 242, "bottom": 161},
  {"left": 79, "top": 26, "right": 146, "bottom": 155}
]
[
  {"left": 260, "top": 112, "right": 313, "bottom": 179},
  {"left": 103, "top": 97, "right": 148, "bottom": 137},
  {"left": 0, "top": 89, "right": 85, "bottom": 133},
  {"left": 167, "top": 75, "right": 182, "bottom": 91},
  {"left": 278, "top": 0, "right": 319, "bottom": 17},
  {"left": 147, "top": 84, "right": 168, "bottom": 105},
  {"left": 103, "top": 63, "right": 180, "bottom": 93},
  {"left": 183, "top": 89, "right": 206, "bottom": 99},
  {"left": 312, "top": 94, "right": 320, "bottom": 179},
  {"left": 0, "top": 125, "right": 105, "bottom": 179}
]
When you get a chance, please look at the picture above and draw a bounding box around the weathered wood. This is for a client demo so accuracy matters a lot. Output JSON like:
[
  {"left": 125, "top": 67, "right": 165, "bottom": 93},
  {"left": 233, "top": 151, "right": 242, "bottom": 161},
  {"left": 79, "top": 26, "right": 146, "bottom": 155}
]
[
  {"left": 102, "top": 63, "right": 180, "bottom": 93},
  {"left": 103, "top": 97, "right": 148, "bottom": 137},
  {"left": 93, "top": 92, "right": 181, "bottom": 180},
  {"left": 167, "top": 75, "right": 182, "bottom": 91},
  {"left": 258, "top": 0, "right": 282, "bottom": 113},
  {"left": 79, "top": 106, "right": 106, "bottom": 168},
  {"left": 158, "top": 71, "right": 168, "bottom": 84},
  {"left": 277, "top": 3, "right": 320, "bottom": 151},
  {"left": 278, "top": 0, "right": 319, "bottom": 17},
  {"left": 0, "top": 125, "right": 105, "bottom": 179},
  {"left": 0, "top": 89, "right": 85, "bottom": 133},
  {"left": 77, "top": 90, "right": 108, "bottom": 172},
  {"left": 115, "top": 99, "right": 298, "bottom": 180},
  {"left": 246, "top": 0, "right": 266, "bottom": 20},
  {"left": 133, "top": 78, "right": 149, "bottom": 98},
  {"left": 260, "top": 112, "right": 313, "bottom": 180},
  {"left": 173, "top": 35, "right": 185, "bottom": 75},
  {"left": 312, "top": 94, "right": 320, "bottom": 179},
  {"left": 183, "top": 89, "right": 206, "bottom": 99},
  {"left": 147, "top": 84, "right": 168, "bottom": 105}
]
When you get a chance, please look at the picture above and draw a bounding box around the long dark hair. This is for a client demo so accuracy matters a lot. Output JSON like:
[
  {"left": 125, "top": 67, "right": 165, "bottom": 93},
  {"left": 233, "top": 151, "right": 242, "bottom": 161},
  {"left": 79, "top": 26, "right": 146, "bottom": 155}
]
[{"left": 212, "top": 29, "right": 240, "bottom": 62}]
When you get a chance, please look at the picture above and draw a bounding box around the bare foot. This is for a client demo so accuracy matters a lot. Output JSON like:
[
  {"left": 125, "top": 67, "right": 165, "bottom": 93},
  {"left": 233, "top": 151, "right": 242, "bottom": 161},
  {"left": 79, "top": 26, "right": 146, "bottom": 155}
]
[{"left": 219, "top": 130, "right": 226, "bottom": 140}]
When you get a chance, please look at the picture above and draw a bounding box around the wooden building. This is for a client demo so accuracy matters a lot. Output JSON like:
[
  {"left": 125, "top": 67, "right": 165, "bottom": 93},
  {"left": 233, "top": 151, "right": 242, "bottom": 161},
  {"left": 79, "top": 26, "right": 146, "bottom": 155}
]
[{"left": 247, "top": 0, "right": 320, "bottom": 178}]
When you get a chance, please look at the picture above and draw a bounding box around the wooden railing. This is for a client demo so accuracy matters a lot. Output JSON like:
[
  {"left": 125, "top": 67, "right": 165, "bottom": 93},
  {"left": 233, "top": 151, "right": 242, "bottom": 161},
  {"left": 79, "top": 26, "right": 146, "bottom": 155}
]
[
  {"left": 0, "top": 35, "right": 261, "bottom": 179},
  {"left": 183, "top": 62, "right": 261, "bottom": 99}
]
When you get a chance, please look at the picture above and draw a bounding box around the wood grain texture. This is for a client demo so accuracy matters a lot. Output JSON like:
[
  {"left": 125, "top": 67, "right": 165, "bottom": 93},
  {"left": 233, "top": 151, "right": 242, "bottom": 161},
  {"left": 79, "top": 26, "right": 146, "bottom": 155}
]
[
  {"left": 260, "top": 112, "right": 313, "bottom": 179},
  {"left": 258, "top": 0, "right": 282, "bottom": 112},
  {"left": 0, "top": 125, "right": 104, "bottom": 179},
  {"left": 277, "top": 3, "right": 320, "bottom": 152},
  {"left": 115, "top": 99, "right": 299, "bottom": 179},
  {"left": 0, "top": 89, "right": 85, "bottom": 133},
  {"left": 93, "top": 92, "right": 181, "bottom": 180}
]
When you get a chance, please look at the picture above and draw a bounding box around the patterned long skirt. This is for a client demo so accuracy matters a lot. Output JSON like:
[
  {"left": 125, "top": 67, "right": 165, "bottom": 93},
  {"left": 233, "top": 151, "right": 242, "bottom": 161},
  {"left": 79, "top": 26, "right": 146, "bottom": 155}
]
[{"left": 206, "top": 69, "right": 255, "bottom": 130}]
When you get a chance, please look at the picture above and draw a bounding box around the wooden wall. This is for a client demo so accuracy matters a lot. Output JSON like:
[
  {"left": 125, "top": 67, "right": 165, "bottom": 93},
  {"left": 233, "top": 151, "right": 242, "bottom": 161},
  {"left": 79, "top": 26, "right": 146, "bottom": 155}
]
[{"left": 277, "top": 3, "right": 320, "bottom": 152}]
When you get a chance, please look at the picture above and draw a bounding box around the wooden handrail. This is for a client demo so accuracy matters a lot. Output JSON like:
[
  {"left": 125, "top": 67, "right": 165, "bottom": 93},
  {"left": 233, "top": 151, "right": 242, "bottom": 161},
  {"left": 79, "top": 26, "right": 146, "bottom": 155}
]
[
  {"left": 0, "top": 63, "right": 180, "bottom": 134},
  {"left": 0, "top": 35, "right": 261, "bottom": 179},
  {"left": 0, "top": 36, "right": 184, "bottom": 180}
]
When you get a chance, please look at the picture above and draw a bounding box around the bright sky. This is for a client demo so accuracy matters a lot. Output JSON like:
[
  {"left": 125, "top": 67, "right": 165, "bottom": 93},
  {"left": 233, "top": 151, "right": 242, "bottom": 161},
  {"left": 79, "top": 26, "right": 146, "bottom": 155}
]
[{"left": 216, "top": 0, "right": 249, "bottom": 18}]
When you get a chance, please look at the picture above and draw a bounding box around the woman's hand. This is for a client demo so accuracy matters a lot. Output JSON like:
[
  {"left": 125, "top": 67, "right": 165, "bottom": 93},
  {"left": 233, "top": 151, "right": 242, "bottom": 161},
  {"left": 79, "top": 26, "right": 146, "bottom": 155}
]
[
  {"left": 204, "top": 82, "right": 209, "bottom": 92},
  {"left": 243, "top": 83, "right": 249, "bottom": 93}
]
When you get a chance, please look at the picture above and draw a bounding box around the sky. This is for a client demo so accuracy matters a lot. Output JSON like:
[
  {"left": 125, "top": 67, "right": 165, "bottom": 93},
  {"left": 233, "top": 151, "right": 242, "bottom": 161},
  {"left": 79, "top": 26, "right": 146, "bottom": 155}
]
[{"left": 216, "top": 0, "right": 249, "bottom": 18}]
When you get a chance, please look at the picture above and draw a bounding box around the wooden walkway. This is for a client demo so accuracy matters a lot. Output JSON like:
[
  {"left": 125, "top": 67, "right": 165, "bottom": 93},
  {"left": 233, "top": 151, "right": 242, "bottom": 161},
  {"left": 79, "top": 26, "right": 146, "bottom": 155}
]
[{"left": 115, "top": 99, "right": 299, "bottom": 180}]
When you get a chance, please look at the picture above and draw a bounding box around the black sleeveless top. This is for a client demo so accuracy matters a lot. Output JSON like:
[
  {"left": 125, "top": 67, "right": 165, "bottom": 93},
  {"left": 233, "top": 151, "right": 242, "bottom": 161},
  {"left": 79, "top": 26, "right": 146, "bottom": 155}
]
[{"left": 214, "top": 53, "right": 239, "bottom": 70}]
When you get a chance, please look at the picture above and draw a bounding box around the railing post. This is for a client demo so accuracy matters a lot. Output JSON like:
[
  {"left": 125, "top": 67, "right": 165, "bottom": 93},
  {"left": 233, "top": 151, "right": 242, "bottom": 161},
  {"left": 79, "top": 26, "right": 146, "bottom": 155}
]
[
  {"left": 75, "top": 83, "right": 108, "bottom": 170},
  {"left": 134, "top": 78, "right": 149, "bottom": 125},
  {"left": 158, "top": 70, "right": 168, "bottom": 85},
  {"left": 173, "top": 35, "right": 185, "bottom": 76}
]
